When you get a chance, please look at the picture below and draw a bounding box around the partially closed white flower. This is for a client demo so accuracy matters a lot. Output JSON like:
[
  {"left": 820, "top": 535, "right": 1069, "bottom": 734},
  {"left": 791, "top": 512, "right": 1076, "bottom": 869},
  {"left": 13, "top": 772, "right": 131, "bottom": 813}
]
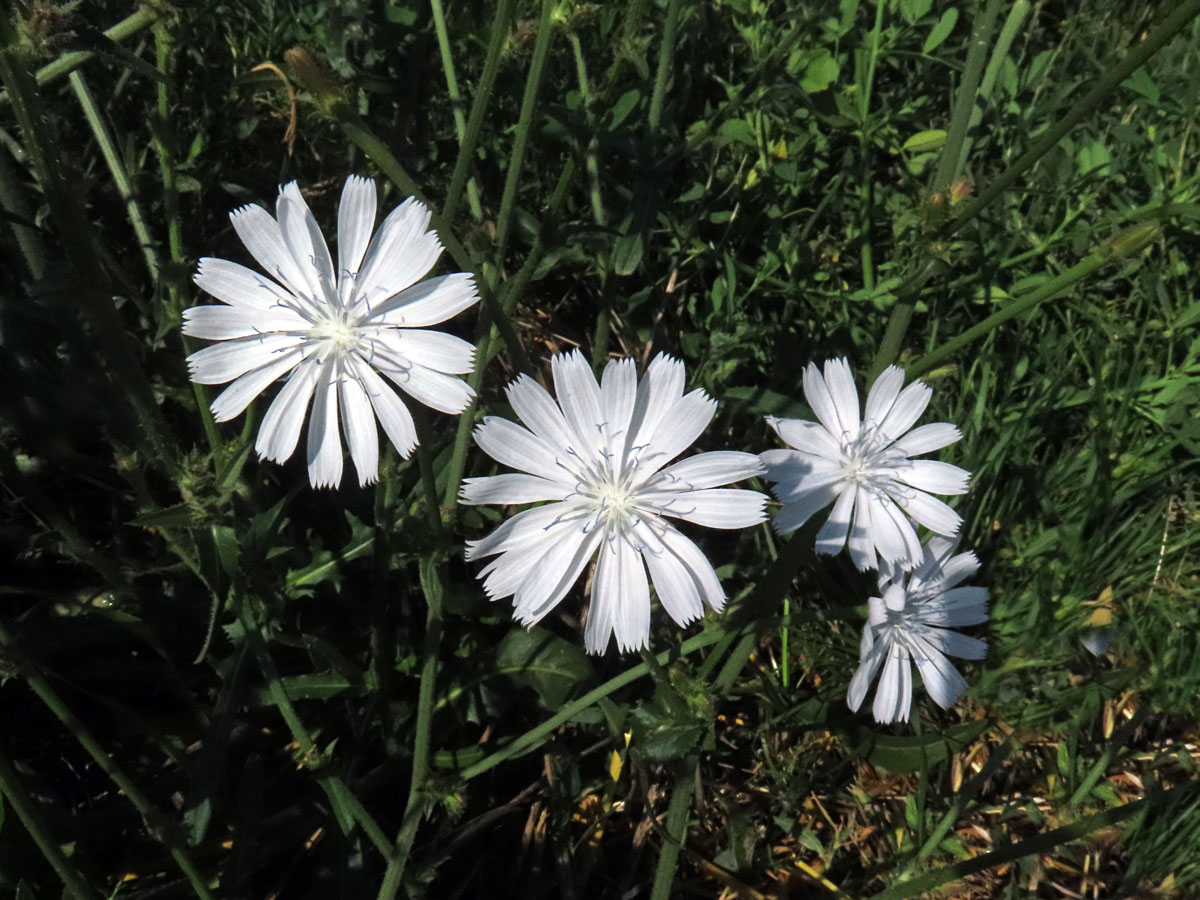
[
  {"left": 761, "top": 359, "right": 970, "bottom": 571},
  {"left": 461, "top": 350, "right": 768, "bottom": 654},
  {"left": 183, "top": 176, "right": 479, "bottom": 488},
  {"left": 847, "top": 536, "right": 988, "bottom": 723}
]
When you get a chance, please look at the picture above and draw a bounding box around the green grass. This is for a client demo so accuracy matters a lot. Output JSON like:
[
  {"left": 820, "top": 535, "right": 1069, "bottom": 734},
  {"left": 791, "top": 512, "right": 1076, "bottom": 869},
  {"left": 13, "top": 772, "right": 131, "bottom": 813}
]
[{"left": 1, "top": 1, "right": 1199, "bottom": 897}]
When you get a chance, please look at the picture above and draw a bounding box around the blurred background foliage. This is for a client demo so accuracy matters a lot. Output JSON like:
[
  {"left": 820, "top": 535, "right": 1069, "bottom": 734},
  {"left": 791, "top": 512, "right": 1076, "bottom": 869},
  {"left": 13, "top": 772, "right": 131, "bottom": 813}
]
[{"left": 0, "top": 0, "right": 1198, "bottom": 897}]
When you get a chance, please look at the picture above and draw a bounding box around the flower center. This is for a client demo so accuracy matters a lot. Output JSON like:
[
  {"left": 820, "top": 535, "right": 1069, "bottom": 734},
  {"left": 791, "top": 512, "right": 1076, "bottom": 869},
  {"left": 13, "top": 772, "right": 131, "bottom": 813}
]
[
  {"left": 311, "top": 313, "right": 360, "bottom": 355},
  {"left": 841, "top": 425, "right": 905, "bottom": 488}
]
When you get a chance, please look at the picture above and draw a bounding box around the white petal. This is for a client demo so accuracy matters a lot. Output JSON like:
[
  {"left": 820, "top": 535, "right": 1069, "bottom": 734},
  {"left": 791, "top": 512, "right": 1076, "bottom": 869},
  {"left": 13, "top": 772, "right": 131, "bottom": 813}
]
[
  {"left": 600, "top": 357, "right": 638, "bottom": 442},
  {"left": 894, "top": 489, "right": 962, "bottom": 536},
  {"left": 585, "top": 541, "right": 619, "bottom": 655},
  {"left": 353, "top": 361, "right": 417, "bottom": 459},
  {"left": 193, "top": 257, "right": 293, "bottom": 310},
  {"left": 822, "top": 358, "right": 860, "bottom": 438},
  {"left": 460, "top": 473, "right": 573, "bottom": 505},
  {"left": 636, "top": 389, "right": 716, "bottom": 473},
  {"left": 899, "top": 460, "right": 970, "bottom": 496},
  {"left": 209, "top": 347, "right": 305, "bottom": 422},
  {"left": 277, "top": 182, "right": 336, "bottom": 305},
  {"left": 255, "top": 357, "right": 322, "bottom": 462},
  {"left": 337, "top": 175, "right": 377, "bottom": 304},
  {"left": 657, "top": 451, "right": 764, "bottom": 490},
  {"left": 385, "top": 362, "right": 474, "bottom": 415},
  {"left": 920, "top": 626, "right": 987, "bottom": 660},
  {"left": 766, "top": 417, "right": 843, "bottom": 462},
  {"left": 352, "top": 197, "right": 442, "bottom": 310},
  {"left": 814, "top": 486, "right": 856, "bottom": 555},
  {"left": 229, "top": 203, "right": 312, "bottom": 301},
  {"left": 802, "top": 361, "right": 845, "bottom": 438},
  {"left": 847, "top": 637, "right": 887, "bottom": 712},
  {"left": 656, "top": 525, "right": 726, "bottom": 612},
  {"left": 648, "top": 488, "right": 767, "bottom": 529},
  {"left": 639, "top": 526, "right": 704, "bottom": 628},
  {"left": 611, "top": 538, "right": 651, "bottom": 654},
  {"left": 875, "top": 493, "right": 924, "bottom": 567},
  {"left": 761, "top": 449, "right": 841, "bottom": 499},
  {"left": 878, "top": 380, "right": 932, "bottom": 441},
  {"left": 909, "top": 634, "right": 968, "bottom": 709},
  {"left": 187, "top": 334, "right": 304, "bottom": 385},
  {"left": 506, "top": 374, "right": 576, "bottom": 455},
  {"left": 863, "top": 493, "right": 911, "bottom": 567},
  {"left": 552, "top": 350, "right": 607, "bottom": 459},
  {"left": 366, "top": 273, "right": 479, "bottom": 327},
  {"left": 863, "top": 365, "right": 904, "bottom": 426},
  {"left": 182, "top": 304, "right": 309, "bottom": 340},
  {"left": 624, "top": 353, "right": 685, "bottom": 460},
  {"left": 512, "top": 527, "right": 600, "bottom": 626},
  {"left": 895, "top": 422, "right": 961, "bottom": 457},
  {"left": 873, "top": 645, "right": 912, "bottom": 723},
  {"left": 772, "top": 481, "right": 840, "bottom": 534},
  {"left": 367, "top": 328, "right": 475, "bottom": 374},
  {"left": 338, "top": 366, "right": 379, "bottom": 486},
  {"left": 472, "top": 416, "right": 566, "bottom": 482},
  {"left": 847, "top": 487, "right": 877, "bottom": 571},
  {"left": 306, "top": 361, "right": 344, "bottom": 488},
  {"left": 921, "top": 587, "right": 988, "bottom": 626},
  {"left": 939, "top": 550, "right": 981, "bottom": 589},
  {"left": 466, "top": 502, "right": 578, "bottom": 560}
]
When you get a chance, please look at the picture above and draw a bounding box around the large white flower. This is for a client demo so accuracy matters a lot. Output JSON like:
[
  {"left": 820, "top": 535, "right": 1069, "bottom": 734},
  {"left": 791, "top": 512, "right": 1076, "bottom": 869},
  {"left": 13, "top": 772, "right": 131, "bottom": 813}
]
[
  {"left": 847, "top": 536, "right": 988, "bottom": 723},
  {"left": 460, "top": 351, "right": 769, "bottom": 654},
  {"left": 761, "top": 358, "right": 970, "bottom": 571},
  {"left": 183, "top": 176, "right": 479, "bottom": 488}
]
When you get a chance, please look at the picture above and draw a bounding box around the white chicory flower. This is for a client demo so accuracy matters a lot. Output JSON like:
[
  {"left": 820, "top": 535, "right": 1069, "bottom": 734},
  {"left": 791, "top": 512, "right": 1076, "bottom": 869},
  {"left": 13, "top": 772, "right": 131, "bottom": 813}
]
[
  {"left": 460, "top": 350, "right": 769, "bottom": 654},
  {"left": 761, "top": 358, "right": 970, "bottom": 571},
  {"left": 183, "top": 175, "right": 479, "bottom": 488},
  {"left": 847, "top": 536, "right": 988, "bottom": 723}
]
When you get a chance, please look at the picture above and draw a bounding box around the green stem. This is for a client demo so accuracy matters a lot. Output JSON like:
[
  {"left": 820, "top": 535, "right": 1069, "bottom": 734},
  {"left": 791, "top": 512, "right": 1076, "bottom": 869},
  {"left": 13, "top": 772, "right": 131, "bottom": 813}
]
[
  {"left": 441, "top": 0, "right": 516, "bottom": 224},
  {"left": 493, "top": 0, "right": 556, "bottom": 264},
  {"left": 0, "top": 17, "right": 176, "bottom": 472},
  {"left": 458, "top": 607, "right": 859, "bottom": 782},
  {"left": 0, "top": 6, "right": 159, "bottom": 108},
  {"left": 956, "top": 0, "right": 1030, "bottom": 177},
  {"left": 331, "top": 106, "right": 531, "bottom": 373},
  {"left": 0, "top": 622, "right": 216, "bottom": 900},
  {"left": 430, "top": 0, "right": 483, "bottom": 221},
  {"left": 905, "top": 246, "right": 1119, "bottom": 379},
  {"left": 647, "top": 0, "right": 683, "bottom": 133},
  {"left": 649, "top": 757, "right": 697, "bottom": 900},
  {"left": 376, "top": 557, "right": 445, "bottom": 899},
  {"left": 947, "top": 0, "right": 1200, "bottom": 236},
  {"left": 234, "top": 601, "right": 393, "bottom": 857},
  {"left": 0, "top": 744, "right": 99, "bottom": 900}
]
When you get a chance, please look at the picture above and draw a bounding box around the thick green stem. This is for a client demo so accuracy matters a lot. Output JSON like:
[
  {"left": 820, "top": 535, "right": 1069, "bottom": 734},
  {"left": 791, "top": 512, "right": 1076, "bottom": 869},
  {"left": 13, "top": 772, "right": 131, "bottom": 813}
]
[
  {"left": 956, "top": 0, "right": 1030, "bottom": 177},
  {"left": 649, "top": 757, "right": 698, "bottom": 900},
  {"left": 430, "top": 0, "right": 483, "bottom": 221},
  {"left": 0, "top": 6, "right": 159, "bottom": 108},
  {"left": 647, "top": 0, "right": 683, "bottom": 133},
  {"left": 493, "top": 0, "right": 556, "bottom": 264},
  {"left": 0, "top": 745, "right": 99, "bottom": 900},
  {"left": 0, "top": 622, "right": 215, "bottom": 900},
  {"left": 441, "top": 0, "right": 516, "bottom": 224}
]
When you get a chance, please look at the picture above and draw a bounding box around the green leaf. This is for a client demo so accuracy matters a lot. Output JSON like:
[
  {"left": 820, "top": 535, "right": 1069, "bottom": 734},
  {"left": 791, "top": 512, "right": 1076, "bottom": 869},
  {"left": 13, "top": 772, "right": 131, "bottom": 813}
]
[
  {"left": 801, "top": 51, "right": 840, "bottom": 93},
  {"left": 902, "top": 129, "right": 947, "bottom": 153},
  {"left": 922, "top": 8, "right": 959, "bottom": 54},
  {"left": 723, "top": 385, "right": 810, "bottom": 419},
  {"left": 194, "top": 525, "right": 239, "bottom": 599},
  {"left": 853, "top": 720, "right": 988, "bottom": 773},
  {"left": 608, "top": 88, "right": 642, "bottom": 130},
  {"left": 129, "top": 503, "right": 200, "bottom": 529},
  {"left": 496, "top": 626, "right": 594, "bottom": 710},
  {"left": 899, "top": 0, "right": 932, "bottom": 24},
  {"left": 612, "top": 231, "right": 644, "bottom": 276}
]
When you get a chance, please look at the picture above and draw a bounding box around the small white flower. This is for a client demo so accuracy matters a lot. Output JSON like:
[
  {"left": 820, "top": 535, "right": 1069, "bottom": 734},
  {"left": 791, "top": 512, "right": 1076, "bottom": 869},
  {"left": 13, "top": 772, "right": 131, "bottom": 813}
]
[
  {"left": 461, "top": 350, "right": 769, "bottom": 654},
  {"left": 847, "top": 536, "right": 988, "bottom": 723},
  {"left": 761, "top": 358, "right": 970, "bottom": 571},
  {"left": 183, "top": 176, "right": 479, "bottom": 488}
]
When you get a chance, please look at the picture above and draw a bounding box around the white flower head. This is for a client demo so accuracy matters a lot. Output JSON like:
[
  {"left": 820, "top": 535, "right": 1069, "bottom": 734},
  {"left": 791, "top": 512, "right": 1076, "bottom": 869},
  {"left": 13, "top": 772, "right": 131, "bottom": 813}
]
[
  {"left": 461, "top": 350, "right": 769, "bottom": 654},
  {"left": 183, "top": 176, "right": 479, "bottom": 488},
  {"left": 761, "top": 358, "right": 970, "bottom": 571},
  {"left": 847, "top": 536, "right": 988, "bottom": 723}
]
